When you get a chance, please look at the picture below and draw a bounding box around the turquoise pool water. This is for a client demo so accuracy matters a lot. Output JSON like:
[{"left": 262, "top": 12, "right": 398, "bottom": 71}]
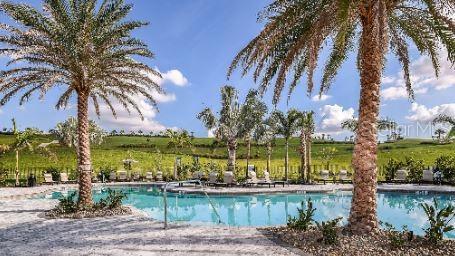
[{"left": 42, "top": 186, "right": 455, "bottom": 238}]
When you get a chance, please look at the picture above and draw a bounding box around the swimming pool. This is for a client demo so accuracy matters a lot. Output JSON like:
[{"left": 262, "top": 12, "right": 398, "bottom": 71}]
[{"left": 42, "top": 186, "right": 455, "bottom": 238}]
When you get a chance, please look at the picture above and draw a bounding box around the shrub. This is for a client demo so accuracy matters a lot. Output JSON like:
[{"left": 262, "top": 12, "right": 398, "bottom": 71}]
[
  {"left": 381, "top": 222, "right": 413, "bottom": 249},
  {"left": 55, "top": 192, "right": 77, "bottom": 214},
  {"left": 287, "top": 198, "right": 316, "bottom": 231},
  {"left": 316, "top": 217, "right": 342, "bottom": 245},
  {"left": 404, "top": 157, "right": 424, "bottom": 182},
  {"left": 434, "top": 155, "right": 455, "bottom": 182},
  {"left": 420, "top": 199, "right": 455, "bottom": 244},
  {"left": 98, "top": 167, "right": 115, "bottom": 181},
  {"left": 97, "top": 189, "right": 128, "bottom": 209},
  {"left": 384, "top": 158, "right": 402, "bottom": 181}
]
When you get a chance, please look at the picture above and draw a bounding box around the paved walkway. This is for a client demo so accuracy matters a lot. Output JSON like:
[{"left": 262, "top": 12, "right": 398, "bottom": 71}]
[{"left": 0, "top": 198, "right": 301, "bottom": 256}]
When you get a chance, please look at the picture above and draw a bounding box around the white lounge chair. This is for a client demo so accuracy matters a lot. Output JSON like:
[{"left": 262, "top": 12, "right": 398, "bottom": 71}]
[
  {"left": 155, "top": 171, "right": 163, "bottom": 181},
  {"left": 43, "top": 173, "right": 56, "bottom": 185},
  {"left": 206, "top": 172, "right": 219, "bottom": 186},
  {"left": 421, "top": 169, "right": 434, "bottom": 183},
  {"left": 394, "top": 169, "right": 408, "bottom": 183},
  {"left": 245, "top": 171, "right": 258, "bottom": 186},
  {"left": 60, "top": 173, "right": 76, "bottom": 184},
  {"left": 145, "top": 172, "right": 154, "bottom": 181},
  {"left": 192, "top": 171, "right": 204, "bottom": 180},
  {"left": 132, "top": 172, "right": 141, "bottom": 181},
  {"left": 117, "top": 170, "right": 128, "bottom": 182},
  {"left": 316, "top": 170, "right": 331, "bottom": 184},
  {"left": 109, "top": 171, "right": 117, "bottom": 182},
  {"left": 338, "top": 170, "right": 351, "bottom": 183},
  {"left": 223, "top": 171, "right": 236, "bottom": 186}
]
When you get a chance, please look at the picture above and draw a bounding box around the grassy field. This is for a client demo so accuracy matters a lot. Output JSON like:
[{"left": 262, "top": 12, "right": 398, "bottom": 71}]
[{"left": 1, "top": 134, "right": 454, "bottom": 181}]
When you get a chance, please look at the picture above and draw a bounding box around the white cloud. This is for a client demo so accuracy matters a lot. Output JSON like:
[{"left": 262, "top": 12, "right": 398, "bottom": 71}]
[
  {"left": 406, "top": 102, "right": 455, "bottom": 123},
  {"left": 161, "top": 69, "right": 189, "bottom": 87},
  {"left": 381, "top": 50, "right": 455, "bottom": 100},
  {"left": 92, "top": 69, "right": 188, "bottom": 132},
  {"left": 319, "top": 104, "right": 355, "bottom": 133},
  {"left": 311, "top": 94, "right": 332, "bottom": 102}
]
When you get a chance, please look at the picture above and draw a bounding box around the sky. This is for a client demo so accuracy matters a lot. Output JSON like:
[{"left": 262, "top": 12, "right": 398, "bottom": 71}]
[{"left": 0, "top": 0, "right": 454, "bottom": 140}]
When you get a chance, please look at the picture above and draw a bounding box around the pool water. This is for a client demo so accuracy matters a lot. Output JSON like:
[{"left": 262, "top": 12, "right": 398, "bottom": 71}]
[{"left": 42, "top": 186, "right": 455, "bottom": 238}]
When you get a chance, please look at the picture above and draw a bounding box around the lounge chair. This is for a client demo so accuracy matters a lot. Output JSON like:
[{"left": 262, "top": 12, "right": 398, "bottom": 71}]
[
  {"left": 117, "top": 170, "right": 128, "bottom": 182},
  {"left": 393, "top": 169, "right": 408, "bottom": 183},
  {"left": 256, "top": 171, "right": 278, "bottom": 188},
  {"left": 109, "top": 171, "right": 117, "bottom": 182},
  {"left": 43, "top": 173, "right": 56, "bottom": 185},
  {"left": 337, "top": 170, "right": 351, "bottom": 184},
  {"left": 155, "top": 171, "right": 163, "bottom": 182},
  {"left": 192, "top": 171, "right": 204, "bottom": 180},
  {"left": 223, "top": 171, "right": 237, "bottom": 186},
  {"left": 205, "top": 172, "right": 220, "bottom": 186},
  {"left": 420, "top": 169, "right": 434, "bottom": 184},
  {"left": 132, "top": 172, "right": 141, "bottom": 181},
  {"left": 244, "top": 171, "right": 259, "bottom": 186},
  {"left": 60, "top": 173, "right": 76, "bottom": 184},
  {"left": 145, "top": 172, "right": 154, "bottom": 182},
  {"left": 316, "top": 170, "right": 331, "bottom": 184}
]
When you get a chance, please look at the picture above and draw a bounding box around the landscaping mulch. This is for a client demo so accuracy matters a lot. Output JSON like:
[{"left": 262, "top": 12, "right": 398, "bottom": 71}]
[
  {"left": 45, "top": 206, "right": 132, "bottom": 219},
  {"left": 264, "top": 226, "right": 455, "bottom": 256}
]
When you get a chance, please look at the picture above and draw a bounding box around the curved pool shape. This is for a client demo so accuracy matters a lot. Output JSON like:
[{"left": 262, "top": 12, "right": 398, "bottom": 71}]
[{"left": 43, "top": 186, "right": 455, "bottom": 238}]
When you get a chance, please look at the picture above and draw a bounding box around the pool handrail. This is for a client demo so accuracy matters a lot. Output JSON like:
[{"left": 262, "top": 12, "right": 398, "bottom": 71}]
[{"left": 162, "top": 179, "right": 222, "bottom": 229}]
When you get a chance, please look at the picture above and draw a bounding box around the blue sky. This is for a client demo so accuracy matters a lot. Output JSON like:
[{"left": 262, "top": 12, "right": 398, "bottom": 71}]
[{"left": 0, "top": 0, "right": 454, "bottom": 139}]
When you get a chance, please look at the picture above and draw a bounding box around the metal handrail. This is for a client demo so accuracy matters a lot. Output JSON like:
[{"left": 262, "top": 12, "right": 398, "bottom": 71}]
[{"left": 162, "top": 179, "right": 222, "bottom": 229}]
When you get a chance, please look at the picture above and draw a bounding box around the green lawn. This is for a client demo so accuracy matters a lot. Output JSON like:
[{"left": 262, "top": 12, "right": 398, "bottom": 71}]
[{"left": 1, "top": 134, "right": 454, "bottom": 181}]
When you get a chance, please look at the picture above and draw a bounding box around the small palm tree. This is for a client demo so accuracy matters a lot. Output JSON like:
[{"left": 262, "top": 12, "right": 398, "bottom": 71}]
[
  {"left": 341, "top": 117, "right": 397, "bottom": 133},
  {"left": 197, "top": 85, "right": 264, "bottom": 173},
  {"left": 433, "top": 115, "right": 455, "bottom": 140},
  {"left": 269, "top": 109, "right": 301, "bottom": 181},
  {"left": 298, "top": 111, "right": 314, "bottom": 183},
  {"left": 253, "top": 118, "right": 277, "bottom": 173},
  {"left": 0, "top": 0, "right": 161, "bottom": 207},
  {"left": 228, "top": 0, "right": 454, "bottom": 233},
  {"left": 434, "top": 128, "right": 446, "bottom": 142},
  {"left": 11, "top": 119, "right": 36, "bottom": 186}
]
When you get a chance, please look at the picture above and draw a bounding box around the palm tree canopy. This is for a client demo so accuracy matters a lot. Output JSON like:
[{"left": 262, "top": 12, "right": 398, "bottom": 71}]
[
  {"left": 52, "top": 117, "right": 106, "bottom": 148},
  {"left": 0, "top": 0, "right": 162, "bottom": 118},
  {"left": 269, "top": 109, "right": 301, "bottom": 140},
  {"left": 197, "top": 85, "right": 266, "bottom": 142},
  {"left": 433, "top": 114, "right": 455, "bottom": 126},
  {"left": 299, "top": 111, "right": 315, "bottom": 134},
  {"left": 228, "top": 0, "right": 455, "bottom": 104}
]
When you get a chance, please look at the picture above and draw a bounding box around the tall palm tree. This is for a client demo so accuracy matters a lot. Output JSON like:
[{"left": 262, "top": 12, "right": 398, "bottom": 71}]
[
  {"left": 0, "top": 0, "right": 161, "bottom": 207},
  {"left": 197, "top": 85, "right": 265, "bottom": 174},
  {"left": 228, "top": 0, "right": 454, "bottom": 233},
  {"left": 270, "top": 109, "right": 301, "bottom": 181},
  {"left": 298, "top": 111, "right": 314, "bottom": 183}
]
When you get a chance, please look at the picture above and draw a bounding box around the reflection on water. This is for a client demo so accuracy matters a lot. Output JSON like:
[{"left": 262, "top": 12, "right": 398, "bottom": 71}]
[{"left": 44, "top": 187, "right": 455, "bottom": 238}]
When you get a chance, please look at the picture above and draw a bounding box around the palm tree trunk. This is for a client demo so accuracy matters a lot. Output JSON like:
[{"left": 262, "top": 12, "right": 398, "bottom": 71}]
[
  {"left": 306, "top": 135, "right": 312, "bottom": 182},
  {"left": 15, "top": 150, "right": 19, "bottom": 186},
  {"left": 246, "top": 137, "right": 251, "bottom": 177},
  {"left": 299, "top": 129, "right": 306, "bottom": 182},
  {"left": 227, "top": 138, "right": 237, "bottom": 173},
  {"left": 284, "top": 138, "right": 289, "bottom": 181},
  {"left": 77, "top": 91, "right": 93, "bottom": 207},
  {"left": 266, "top": 142, "right": 272, "bottom": 173},
  {"left": 348, "top": 2, "right": 387, "bottom": 234}
]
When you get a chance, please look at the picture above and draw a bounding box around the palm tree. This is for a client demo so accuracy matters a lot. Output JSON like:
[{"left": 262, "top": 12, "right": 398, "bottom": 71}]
[
  {"left": 52, "top": 117, "right": 106, "bottom": 152},
  {"left": 240, "top": 90, "right": 267, "bottom": 176},
  {"left": 253, "top": 118, "right": 277, "bottom": 173},
  {"left": 341, "top": 117, "right": 397, "bottom": 133},
  {"left": 228, "top": 0, "right": 454, "bottom": 233},
  {"left": 197, "top": 85, "right": 264, "bottom": 173},
  {"left": 269, "top": 109, "right": 301, "bottom": 181},
  {"left": 11, "top": 119, "right": 36, "bottom": 186},
  {"left": 434, "top": 128, "right": 446, "bottom": 142},
  {"left": 0, "top": 0, "right": 161, "bottom": 207},
  {"left": 433, "top": 115, "right": 455, "bottom": 140},
  {"left": 298, "top": 111, "right": 314, "bottom": 183},
  {"left": 165, "top": 129, "right": 192, "bottom": 154}
]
